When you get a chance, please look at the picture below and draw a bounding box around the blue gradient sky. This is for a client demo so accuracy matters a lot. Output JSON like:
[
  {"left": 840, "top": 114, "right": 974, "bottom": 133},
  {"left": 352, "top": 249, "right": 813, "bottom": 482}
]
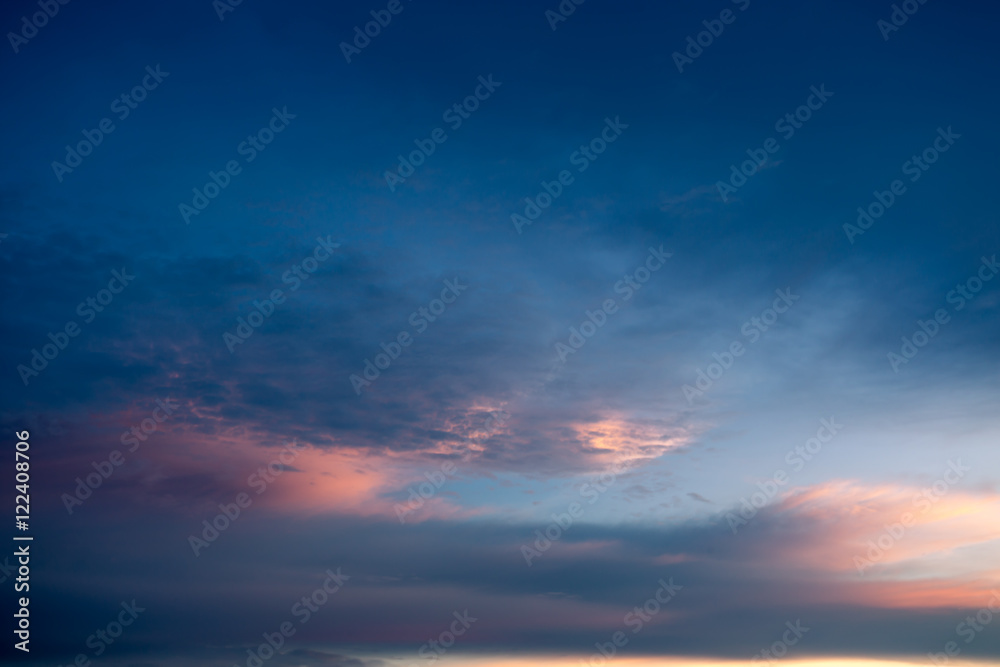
[{"left": 2, "top": 0, "right": 1000, "bottom": 665}]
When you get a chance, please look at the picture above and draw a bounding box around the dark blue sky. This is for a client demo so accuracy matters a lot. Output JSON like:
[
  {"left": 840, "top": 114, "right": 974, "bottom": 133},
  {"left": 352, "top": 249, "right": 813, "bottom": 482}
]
[{"left": 2, "top": 1, "right": 1000, "bottom": 665}]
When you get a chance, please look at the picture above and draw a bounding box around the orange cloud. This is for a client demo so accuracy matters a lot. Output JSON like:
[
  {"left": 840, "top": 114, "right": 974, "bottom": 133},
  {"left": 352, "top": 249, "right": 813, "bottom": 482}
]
[{"left": 735, "top": 478, "right": 1000, "bottom": 609}]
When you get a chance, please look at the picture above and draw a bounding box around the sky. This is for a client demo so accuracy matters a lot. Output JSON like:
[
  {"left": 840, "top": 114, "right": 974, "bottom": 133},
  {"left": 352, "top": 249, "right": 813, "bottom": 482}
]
[{"left": 1, "top": 0, "right": 1000, "bottom": 665}]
